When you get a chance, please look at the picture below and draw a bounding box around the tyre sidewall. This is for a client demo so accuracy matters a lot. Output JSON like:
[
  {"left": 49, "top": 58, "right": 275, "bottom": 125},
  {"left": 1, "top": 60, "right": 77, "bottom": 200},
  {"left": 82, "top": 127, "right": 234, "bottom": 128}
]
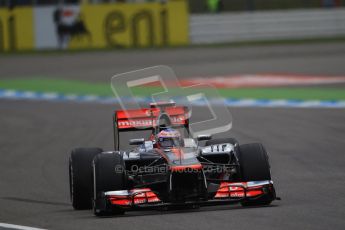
[{"left": 69, "top": 147, "right": 103, "bottom": 210}]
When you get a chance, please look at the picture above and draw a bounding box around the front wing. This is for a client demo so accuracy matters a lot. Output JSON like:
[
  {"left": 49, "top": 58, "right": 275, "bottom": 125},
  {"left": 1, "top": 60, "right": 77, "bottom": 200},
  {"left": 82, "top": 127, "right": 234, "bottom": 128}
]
[{"left": 94, "top": 180, "right": 276, "bottom": 215}]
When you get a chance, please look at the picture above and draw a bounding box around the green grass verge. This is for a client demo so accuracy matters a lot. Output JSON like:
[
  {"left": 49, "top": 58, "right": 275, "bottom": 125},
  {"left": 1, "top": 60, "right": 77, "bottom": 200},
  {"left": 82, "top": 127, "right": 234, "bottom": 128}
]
[
  {"left": 0, "top": 78, "right": 345, "bottom": 101},
  {"left": 0, "top": 78, "right": 111, "bottom": 96}
]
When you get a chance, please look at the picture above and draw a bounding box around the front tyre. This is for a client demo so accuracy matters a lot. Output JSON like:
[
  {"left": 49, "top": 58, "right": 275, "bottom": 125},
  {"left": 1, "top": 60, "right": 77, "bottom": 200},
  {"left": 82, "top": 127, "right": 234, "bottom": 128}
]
[
  {"left": 93, "top": 152, "right": 127, "bottom": 216},
  {"left": 237, "top": 143, "right": 275, "bottom": 206},
  {"left": 69, "top": 147, "right": 103, "bottom": 210}
]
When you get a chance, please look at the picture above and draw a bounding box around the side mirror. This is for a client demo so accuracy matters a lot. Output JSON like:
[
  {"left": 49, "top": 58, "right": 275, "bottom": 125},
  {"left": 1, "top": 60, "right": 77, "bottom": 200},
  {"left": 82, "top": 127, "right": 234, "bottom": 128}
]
[
  {"left": 129, "top": 138, "right": 145, "bottom": 146},
  {"left": 197, "top": 135, "right": 212, "bottom": 141}
]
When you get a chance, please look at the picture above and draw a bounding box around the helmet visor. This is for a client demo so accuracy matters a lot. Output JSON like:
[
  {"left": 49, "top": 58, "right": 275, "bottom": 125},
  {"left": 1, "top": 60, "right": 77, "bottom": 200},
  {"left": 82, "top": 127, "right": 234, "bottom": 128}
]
[{"left": 158, "top": 137, "right": 181, "bottom": 148}]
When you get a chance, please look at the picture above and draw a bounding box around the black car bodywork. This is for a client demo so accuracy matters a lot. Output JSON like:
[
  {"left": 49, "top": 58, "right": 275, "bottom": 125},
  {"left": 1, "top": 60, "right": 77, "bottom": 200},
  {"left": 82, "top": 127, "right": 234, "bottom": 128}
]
[{"left": 69, "top": 102, "right": 277, "bottom": 216}]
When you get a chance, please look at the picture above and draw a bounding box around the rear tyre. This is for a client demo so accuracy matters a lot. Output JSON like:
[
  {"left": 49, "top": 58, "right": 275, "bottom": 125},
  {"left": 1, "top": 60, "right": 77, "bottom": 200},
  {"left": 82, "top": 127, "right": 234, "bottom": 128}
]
[
  {"left": 206, "top": 138, "right": 239, "bottom": 146},
  {"left": 93, "top": 152, "right": 127, "bottom": 216},
  {"left": 237, "top": 143, "right": 274, "bottom": 206},
  {"left": 69, "top": 147, "right": 103, "bottom": 210}
]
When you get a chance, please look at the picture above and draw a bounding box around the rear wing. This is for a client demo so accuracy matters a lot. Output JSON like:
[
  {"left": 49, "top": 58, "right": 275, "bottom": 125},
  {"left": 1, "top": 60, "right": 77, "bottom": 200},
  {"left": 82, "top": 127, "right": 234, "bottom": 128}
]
[{"left": 113, "top": 102, "right": 190, "bottom": 150}]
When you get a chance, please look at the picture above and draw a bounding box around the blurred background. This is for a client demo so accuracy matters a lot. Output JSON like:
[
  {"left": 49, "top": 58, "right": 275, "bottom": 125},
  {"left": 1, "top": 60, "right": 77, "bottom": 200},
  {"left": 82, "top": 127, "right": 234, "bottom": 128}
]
[
  {"left": 0, "top": 0, "right": 344, "bottom": 100},
  {"left": 1, "top": 1, "right": 345, "bottom": 230},
  {"left": 0, "top": 0, "right": 344, "bottom": 51}
]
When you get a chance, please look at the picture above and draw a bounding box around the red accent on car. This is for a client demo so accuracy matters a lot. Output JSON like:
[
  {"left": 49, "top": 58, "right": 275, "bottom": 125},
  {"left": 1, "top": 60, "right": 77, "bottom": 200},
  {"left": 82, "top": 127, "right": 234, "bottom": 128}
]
[
  {"left": 116, "top": 106, "right": 189, "bottom": 129},
  {"left": 170, "top": 148, "right": 183, "bottom": 159},
  {"left": 170, "top": 164, "right": 203, "bottom": 172},
  {"left": 215, "top": 182, "right": 264, "bottom": 198},
  {"left": 108, "top": 188, "right": 161, "bottom": 206}
]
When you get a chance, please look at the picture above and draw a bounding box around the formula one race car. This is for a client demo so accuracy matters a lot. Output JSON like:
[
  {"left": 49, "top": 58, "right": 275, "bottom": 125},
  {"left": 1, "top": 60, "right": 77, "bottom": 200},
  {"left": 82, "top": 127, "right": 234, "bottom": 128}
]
[{"left": 69, "top": 102, "right": 277, "bottom": 216}]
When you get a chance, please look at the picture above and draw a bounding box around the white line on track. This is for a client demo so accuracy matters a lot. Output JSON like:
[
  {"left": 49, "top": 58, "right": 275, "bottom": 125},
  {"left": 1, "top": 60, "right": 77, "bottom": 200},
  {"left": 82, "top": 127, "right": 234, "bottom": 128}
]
[{"left": 0, "top": 223, "right": 46, "bottom": 230}]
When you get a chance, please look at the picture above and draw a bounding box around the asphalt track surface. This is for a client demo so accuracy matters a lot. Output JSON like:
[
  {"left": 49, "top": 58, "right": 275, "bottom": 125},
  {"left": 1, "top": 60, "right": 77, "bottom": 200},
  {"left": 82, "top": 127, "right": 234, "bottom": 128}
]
[
  {"left": 1, "top": 43, "right": 345, "bottom": 229},
  {"left": 1, "top": 43, "right": 345, "bottom": 82}
]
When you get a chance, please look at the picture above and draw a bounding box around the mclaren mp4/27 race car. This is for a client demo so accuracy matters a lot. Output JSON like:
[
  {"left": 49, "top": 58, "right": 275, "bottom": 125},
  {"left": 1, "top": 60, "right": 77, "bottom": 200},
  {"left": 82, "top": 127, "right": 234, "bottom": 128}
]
[{"left": 69, "top": 102, "right": 277, "bottom": 216}]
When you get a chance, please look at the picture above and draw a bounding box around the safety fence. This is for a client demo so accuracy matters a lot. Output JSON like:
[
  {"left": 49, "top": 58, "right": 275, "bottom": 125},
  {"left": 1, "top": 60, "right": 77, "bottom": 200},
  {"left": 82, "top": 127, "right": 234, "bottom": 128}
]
[{"left": 190, "top": 8, "right": 345, "bottom": 44}]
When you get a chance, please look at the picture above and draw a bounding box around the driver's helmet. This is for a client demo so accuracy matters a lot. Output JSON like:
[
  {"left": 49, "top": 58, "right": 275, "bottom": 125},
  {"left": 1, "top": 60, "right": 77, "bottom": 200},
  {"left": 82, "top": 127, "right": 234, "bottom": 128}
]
[{"left": 157, "top": 128, "right": 183, "bottom": 148}]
